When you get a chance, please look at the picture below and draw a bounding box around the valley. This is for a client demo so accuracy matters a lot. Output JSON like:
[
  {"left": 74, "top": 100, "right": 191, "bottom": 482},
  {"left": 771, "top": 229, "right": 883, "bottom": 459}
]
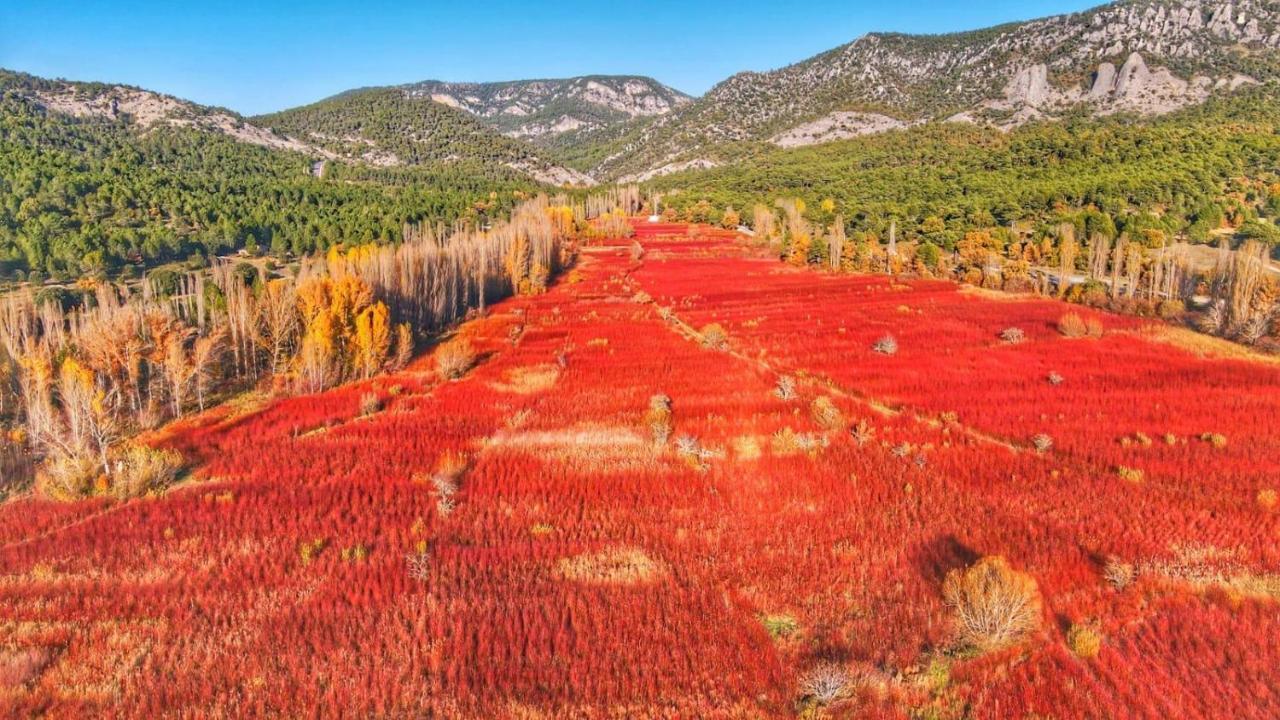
[{"left": 3, "top": 1, "right": 1280, "bottom": 717}]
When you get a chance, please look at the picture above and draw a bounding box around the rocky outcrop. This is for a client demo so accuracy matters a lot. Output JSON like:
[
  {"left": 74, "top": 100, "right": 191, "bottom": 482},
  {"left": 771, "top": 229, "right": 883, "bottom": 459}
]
[
  {"left": 403, "top": 76, "right": 691, "bottom": 142},
  {"left": 33, "top": 85, "right": 332, "bottom": 157},
  {"left": 617, "top": 159, "right": 719, "bottom": 184},
  {"left": 770, "top": 112, "right": 911, "bottom": 148}
]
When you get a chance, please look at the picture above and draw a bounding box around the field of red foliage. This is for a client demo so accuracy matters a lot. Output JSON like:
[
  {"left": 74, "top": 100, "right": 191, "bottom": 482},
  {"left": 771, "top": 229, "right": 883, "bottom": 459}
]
[{"left": 3, "top": 223, "right": 1279, "bottom": 719}]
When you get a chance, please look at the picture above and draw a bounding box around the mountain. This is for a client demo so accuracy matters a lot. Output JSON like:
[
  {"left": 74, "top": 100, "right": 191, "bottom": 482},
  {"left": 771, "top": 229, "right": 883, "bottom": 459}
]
[
  {"left": 401, "top": 75, "right": 690, "bottom": 144},
  {"left": 7, "top": 71, "right": 590, "bottom": 187},
  {"left": 253, "top": 87, "right": 595, "bottom": 186},
  {"left": 600, "top": 0, "right": 1280, "bottom": 181}
]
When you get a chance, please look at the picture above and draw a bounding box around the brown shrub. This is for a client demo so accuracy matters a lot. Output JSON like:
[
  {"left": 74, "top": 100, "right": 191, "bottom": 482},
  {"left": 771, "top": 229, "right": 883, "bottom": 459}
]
[
  {"left": 809, "top": 396, "right": 844, "bottom": 430},
  {"left": 797, "top": 663, "right": 852, "bottom": 707},
  {"left": 1157, "top": 299, "right": 1186, "bottom": 319},
  {"left": 359, "top": 391, "right": 382, "bottom": 416},
  {"left": 1057, "top": 312, "right": 1088, "bottom": 338},
  {"left": 435, "top": 338, "right": 477, "bottom": 380},
  {"left": 112, "top": 445, "right": 185, "bottom": 499},
  {"left": 1117, "top": 466, "right": 1145, "bottom": 484},
  {"left": 1066, "top": 623, "right": 1102, "bottom": 659},
  {"left": 1200, "top": 432, "right": 1228, "bottom": 449},
  {"left": 942, "top": 556, "right": 1043, "bottom": 652},
  {"left": 645, "top": 394, "right": 674, "bottom": 445},
  {"left": 700, "top": 323, "right": 728, "bottom": 350},
  {"left": 999, "top": 327, "right": 1026, "bottom": 344},
  {"left": 1086, "top": 316, "right": 1105, "bottom": 338},
  {"left": 35, "top": 454, "right": 99, "bottom": 501},
  {"left": 1258, "top": 488, "right": 1278, "bottom": 511},
  {"left": 1103, "top": 557, "right": 1136, "bottom": 589}
]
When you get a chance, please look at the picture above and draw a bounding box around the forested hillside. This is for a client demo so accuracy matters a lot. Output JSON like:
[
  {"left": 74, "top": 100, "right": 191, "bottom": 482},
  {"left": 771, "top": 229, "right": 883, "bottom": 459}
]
[
  {"left": 253, "top": 88, "right": 594, "bottom": 186},
  {"left": 0, "top": 73, "right": 536, "bottom": 279},
  {"left": 649, "top": 85, "right": 1280, "bottom": 248}
]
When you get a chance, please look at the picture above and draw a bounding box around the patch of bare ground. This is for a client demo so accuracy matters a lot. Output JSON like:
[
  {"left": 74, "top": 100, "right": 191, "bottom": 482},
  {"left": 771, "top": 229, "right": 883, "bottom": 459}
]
[
  {"left": 1109, "top": 544, "right": 1280, "bottom": 601},
  {"left": 1127, "top": 325, "right": 1280, "bottom": 366},
  {"left": 556, "top": 547, "right": 665, "bottom": 585},
  {"left": 0, "top": 646, "right": 58, "bottom": 689},
  {"left": 956, "top": 284, "right": 1039, "bottom": 302},
  {"left": 486, "top": 424, "right": 655, "bottom": 470},
  {"left": 488, "top": 364, "right": 560, "bottom": 394}
]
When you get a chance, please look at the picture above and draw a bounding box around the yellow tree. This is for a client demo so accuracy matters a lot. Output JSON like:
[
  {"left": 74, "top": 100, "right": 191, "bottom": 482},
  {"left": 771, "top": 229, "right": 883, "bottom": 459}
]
[
  {"left": 352, "top": 302, "right": 392, "bottom": 379},
  {"left": 296, "top": 309, "right": 336, "bottom": 393},
  {"left": 506, "top": 230, "right": 532, "bottom": 294}
]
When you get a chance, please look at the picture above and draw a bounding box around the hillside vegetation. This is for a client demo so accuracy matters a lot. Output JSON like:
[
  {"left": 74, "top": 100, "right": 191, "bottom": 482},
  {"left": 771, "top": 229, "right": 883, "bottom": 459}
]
[
  {"left": 650, "top": 86, "right": 1280, "bottom": 246},
  {"left": 0, "top": 72, "right": 537, "bottom": 278},
  {"left": 253, "top": 88, "right": 593, "bottom": 185}
]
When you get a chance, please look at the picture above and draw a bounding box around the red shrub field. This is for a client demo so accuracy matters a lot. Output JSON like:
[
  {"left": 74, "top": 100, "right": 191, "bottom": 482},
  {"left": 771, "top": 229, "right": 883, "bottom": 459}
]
[{"left": 3, "top": 223, "right": 1279, "bottom": 718}]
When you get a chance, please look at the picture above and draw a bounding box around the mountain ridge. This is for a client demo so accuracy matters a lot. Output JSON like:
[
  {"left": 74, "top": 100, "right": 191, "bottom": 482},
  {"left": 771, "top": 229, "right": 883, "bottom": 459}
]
[{"left": 588, "top": 0, "right": 1280, "bottom": 180}]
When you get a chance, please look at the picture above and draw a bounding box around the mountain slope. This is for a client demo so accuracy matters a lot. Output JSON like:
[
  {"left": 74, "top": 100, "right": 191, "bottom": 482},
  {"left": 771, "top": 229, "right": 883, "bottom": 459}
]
[
  {"left": 5, "top": 71, "right": 587, "bottom": 187},
  {"left": 647, "top": 85, "right": 1280, "bottom": 234},
  {"left": 254, "top": 88, "right": 595, "bottom": 186},
  {"left": 402, "top": 75, "right": 690, "bottom": 145},
  {"left": 7, "top": 71, "right": 329, "bottom": 157},
  {"left": 0, "top": 70, "right": 535, "bottom": 277},
  {"left": 604, "top": 0, "right": 1280, "bottom": 180}
]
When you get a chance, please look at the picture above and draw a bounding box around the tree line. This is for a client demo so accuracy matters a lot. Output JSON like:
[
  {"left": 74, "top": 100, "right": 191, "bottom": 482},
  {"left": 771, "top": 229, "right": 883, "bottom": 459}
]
[{"left": 0, "top": 192, "right": 627, "bottom": 500}]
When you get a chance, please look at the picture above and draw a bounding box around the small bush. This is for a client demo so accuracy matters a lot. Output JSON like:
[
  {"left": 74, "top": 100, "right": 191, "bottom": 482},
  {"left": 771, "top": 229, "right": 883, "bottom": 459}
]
[
  {"left": 942, "top": 556, "right": 1043, "bottom": 652},
  {"left": 406, "top": 551, "right": 431, "bottom": 581},
  {"left": 774, "top": 375, "right": 797, "bottom": 401},
  {"left": 1200, "top": 432, "right": 1228, "bottom": 449},
  {"left": 435, "top": 338, "right": 477, "bottom": 380},
  {"left": 1066, "top": 623, "right": 1103, "bottom": 659},
  {"left": 999, "top": 327, "right": 1026, "bottom": 344},
  {"left": 849, "top": 419, "right": 876, "bottom": 447},
  {"left": 1117, "top": 466, "right": 1145, "bottom": 484},
  {"left": 872, "top": 334, "right": 898, "bottom": 355},
  {"left": 809, "top": 396, "right": 844, "bottom": 430},
  {"left": 298, "top": 537, "right": 328, "bottom": 565},
  {"left": 1031, "top": 434, "right": 1053, "bottom": 453},
  {"left": 700, "top": 323, "right": 728, "bottom": 350},
  {"left": 1047, "top": 371, "right": 1064, "bottom": 385},
  {"left": 645, "top": 394, "right": 674, "bottom": 445},
  {"left": 1157, "top": 299, "right": 1185, "bottom": 319},
  {"left": 797, "top": 663, "right": 851, "bottom": 707},
  {"left": 359, "top": 392, "right": 382, "bottom": 416},
  {"left": 1258, "top": 488, "right": 1278, "bottom": 511},
  {"left": 35, "top": 454, "right": 99, "bottom": 501},
  {"left": 1103, "top": 557, "right": 1136, "bottom": 589},
  {"left": 112, "top": 445, "right": 185, "bottom": 499},
  {"left": 1057, "top": 312, "right": 1088, "bottom": 338},
  {"left": 760, "top": 614, "right": 799, "bottom": 639}
]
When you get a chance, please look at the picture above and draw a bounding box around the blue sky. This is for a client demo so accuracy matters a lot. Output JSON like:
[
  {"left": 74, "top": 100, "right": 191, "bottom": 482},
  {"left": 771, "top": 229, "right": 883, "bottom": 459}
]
[{"left": 1, "top": 0, "right": 1101, "bottom": 116}]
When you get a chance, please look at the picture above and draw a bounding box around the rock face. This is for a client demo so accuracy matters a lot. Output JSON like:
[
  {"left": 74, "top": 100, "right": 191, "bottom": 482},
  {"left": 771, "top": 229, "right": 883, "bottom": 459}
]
[
  {"left": 770, "top": 112, "right": 911, "bottom": 148},
  {"left": 604, "top": 0, "right": 1280, "bottom": 180},
  {"left": 31, "top": 84, "right": 330, "bottom": 157},
  {"left": 402, "top": 76, "right": 690, "bottom": 143}
]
